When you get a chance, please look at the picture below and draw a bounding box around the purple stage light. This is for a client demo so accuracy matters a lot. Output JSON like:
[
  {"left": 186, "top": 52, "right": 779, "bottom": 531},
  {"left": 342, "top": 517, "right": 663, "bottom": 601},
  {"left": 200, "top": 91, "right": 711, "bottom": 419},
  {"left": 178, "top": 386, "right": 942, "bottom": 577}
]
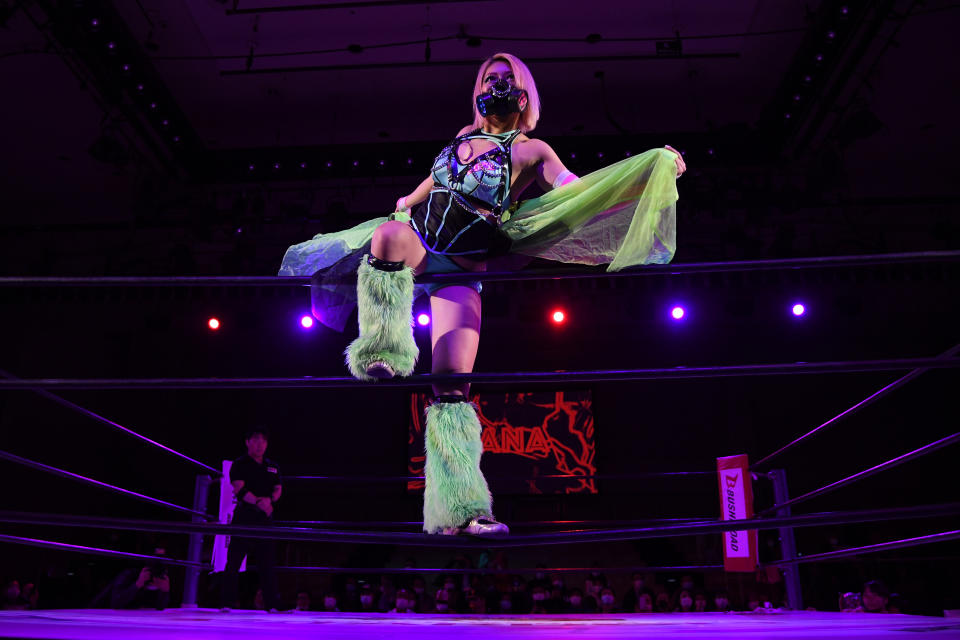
[
  {"left": 792, "top": 303, "right": 806, "bottom": 317},
  {"left": 300, "top": 315, "right": 314, "bottom": 329},
  {"left": 417, "top": 313, "right": 431, "bottom": 327},
  {"left": 671, "top": 306, "right": 686, "bottom": 320}
]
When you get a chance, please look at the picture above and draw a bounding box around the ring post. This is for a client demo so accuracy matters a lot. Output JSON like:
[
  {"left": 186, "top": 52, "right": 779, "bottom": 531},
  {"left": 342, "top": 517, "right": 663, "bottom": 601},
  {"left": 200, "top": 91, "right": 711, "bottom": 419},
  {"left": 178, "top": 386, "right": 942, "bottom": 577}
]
[
  {"left": 182, "top": 474, "right": 212, "bottom": 608},
  {"left": 770, "top": 468, "right": 803, "bottom": 610}
]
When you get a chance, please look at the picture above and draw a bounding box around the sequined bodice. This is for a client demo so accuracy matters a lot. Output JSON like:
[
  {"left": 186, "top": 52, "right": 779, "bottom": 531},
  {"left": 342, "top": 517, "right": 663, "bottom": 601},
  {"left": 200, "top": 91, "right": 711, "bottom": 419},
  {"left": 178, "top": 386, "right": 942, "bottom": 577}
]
[{"left": 430, "top": 128, "right": 522, "bottom": 214}]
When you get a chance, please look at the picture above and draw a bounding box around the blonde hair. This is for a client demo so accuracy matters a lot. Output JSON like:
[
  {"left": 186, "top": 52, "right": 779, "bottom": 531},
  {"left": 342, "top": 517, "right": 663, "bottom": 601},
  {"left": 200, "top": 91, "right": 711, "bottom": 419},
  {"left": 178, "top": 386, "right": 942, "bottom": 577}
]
[{"left": 471, "top": 53, "right": 540, "bottom": 134}]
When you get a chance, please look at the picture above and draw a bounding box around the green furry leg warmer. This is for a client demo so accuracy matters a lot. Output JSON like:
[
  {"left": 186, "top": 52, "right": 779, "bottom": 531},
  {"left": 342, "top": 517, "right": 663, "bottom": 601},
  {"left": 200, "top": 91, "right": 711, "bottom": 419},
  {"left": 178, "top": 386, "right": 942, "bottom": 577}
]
[
  {"left": 422, "top": 399, "right": 493, "bottom": 534},
  {"left": 344, "top": 255, "right": 419, "bottom": 381}
]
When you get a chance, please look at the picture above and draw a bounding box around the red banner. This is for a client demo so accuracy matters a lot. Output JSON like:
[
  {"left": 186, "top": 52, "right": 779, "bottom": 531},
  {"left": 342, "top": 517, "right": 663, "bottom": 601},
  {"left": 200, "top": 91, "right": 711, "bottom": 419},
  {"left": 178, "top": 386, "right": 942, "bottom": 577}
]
[
  {"left": 408, "top": 391, "right": 597, "bottom": 495},
  {"left": 716, "top": 454, "right": 758, "bottom": 572}
]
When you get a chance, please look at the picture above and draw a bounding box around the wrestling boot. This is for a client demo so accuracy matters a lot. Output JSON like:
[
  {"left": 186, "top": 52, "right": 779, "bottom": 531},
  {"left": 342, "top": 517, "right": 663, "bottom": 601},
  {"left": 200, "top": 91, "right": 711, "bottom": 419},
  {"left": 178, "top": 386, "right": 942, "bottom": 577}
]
[
  {"left": 423, "top": 395, "right": 509, "bottom": 537},
  {"left": 344, "top": 254, "right": 419, "bottom": 381}
]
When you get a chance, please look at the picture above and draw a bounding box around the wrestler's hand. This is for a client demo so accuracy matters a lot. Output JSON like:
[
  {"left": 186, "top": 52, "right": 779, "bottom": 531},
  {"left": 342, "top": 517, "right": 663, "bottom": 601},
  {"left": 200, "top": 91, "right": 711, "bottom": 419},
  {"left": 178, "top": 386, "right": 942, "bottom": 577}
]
[{"left": 664, "top": 145, "right": 687, "bottom": 178}]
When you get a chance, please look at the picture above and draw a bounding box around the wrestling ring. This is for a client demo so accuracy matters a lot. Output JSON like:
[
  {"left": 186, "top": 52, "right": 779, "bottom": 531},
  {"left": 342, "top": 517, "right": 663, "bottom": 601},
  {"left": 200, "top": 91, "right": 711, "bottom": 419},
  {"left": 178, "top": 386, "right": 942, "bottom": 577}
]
[{"left": 1, "top": 249, "right": 959, "bottom": 639}]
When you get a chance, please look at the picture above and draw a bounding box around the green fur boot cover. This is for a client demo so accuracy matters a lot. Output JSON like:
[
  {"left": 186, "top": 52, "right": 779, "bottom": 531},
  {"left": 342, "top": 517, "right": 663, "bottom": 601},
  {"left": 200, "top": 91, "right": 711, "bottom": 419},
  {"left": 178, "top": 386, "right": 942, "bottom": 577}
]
[
  {"left": 422, "top": 398, "right": 493, "bottom": 533},
  {"left": 344, "top": 255, "right": 419, "bottom": 381}
]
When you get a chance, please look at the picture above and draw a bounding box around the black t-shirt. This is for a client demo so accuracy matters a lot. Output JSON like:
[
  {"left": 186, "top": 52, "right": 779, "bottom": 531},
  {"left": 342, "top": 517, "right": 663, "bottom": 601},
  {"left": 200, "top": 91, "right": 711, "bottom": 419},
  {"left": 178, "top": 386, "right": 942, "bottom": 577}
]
[{"left": 230, "top": 455, "right": 281, "bottom": 512}]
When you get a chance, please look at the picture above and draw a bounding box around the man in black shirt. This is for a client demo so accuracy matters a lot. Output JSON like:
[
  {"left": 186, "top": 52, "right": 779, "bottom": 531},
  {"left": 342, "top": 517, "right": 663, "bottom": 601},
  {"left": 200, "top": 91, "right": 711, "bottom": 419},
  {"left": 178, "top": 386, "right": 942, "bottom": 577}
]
[{"left": 220, "top": 427, "right": 282, "bottom": 611}]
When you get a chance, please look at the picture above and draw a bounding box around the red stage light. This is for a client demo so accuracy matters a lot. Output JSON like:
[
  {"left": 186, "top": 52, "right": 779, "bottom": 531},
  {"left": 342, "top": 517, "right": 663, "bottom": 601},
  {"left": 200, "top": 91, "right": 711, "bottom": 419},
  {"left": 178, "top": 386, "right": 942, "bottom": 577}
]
[
  {"left": 207, "top": 317, "right": 220, "bottom": 330},
  {"left": 551, "top": 309, "right": 566, "bottom": 324}
]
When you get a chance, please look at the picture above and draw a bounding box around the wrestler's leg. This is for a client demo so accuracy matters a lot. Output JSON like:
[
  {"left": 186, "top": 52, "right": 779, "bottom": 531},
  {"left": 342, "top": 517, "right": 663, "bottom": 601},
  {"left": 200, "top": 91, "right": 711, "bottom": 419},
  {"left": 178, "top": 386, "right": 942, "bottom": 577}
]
[
  {"left": 344, "top": 221, "right": 427, "bottom": 381},
  {"left": 370, "top": 220, "right": 428, "bottom": 273},
  {"left": 422, "top": 286, "right": 506, "bottom": 536},
  {"left": 429, "top": 285, "right": 481, "bottom": 398}
]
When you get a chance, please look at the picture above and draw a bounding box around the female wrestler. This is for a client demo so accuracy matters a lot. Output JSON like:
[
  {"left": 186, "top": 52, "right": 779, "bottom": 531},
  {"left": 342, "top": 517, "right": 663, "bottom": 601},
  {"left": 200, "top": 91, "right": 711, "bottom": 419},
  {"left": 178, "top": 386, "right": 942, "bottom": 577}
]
[{"left": 341, "top": 53, "right": 686, "bottom": 537}]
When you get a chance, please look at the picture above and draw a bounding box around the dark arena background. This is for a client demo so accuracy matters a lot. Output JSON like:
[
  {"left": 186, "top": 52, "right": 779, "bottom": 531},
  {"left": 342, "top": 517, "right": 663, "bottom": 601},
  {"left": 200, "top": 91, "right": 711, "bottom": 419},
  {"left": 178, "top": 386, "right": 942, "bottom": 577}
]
[{"left": 0, "top": 0, "right": 959, "bottom": 639}]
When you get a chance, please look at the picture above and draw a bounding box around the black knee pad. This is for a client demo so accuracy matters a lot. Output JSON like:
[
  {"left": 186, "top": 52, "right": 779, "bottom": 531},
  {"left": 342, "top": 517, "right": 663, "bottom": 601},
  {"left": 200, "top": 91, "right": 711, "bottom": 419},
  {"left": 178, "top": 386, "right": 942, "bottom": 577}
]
[
  {"left": 367, "top": 255, "right": 406, "bottom": 272},
  {"left": 433, "top": 394, "right": 468, "bottom": 404}
]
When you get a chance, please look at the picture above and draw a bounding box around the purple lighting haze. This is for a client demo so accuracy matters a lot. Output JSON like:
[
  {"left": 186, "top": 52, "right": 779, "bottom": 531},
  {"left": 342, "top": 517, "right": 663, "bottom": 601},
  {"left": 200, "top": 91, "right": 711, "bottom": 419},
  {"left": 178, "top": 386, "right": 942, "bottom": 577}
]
[
  {"left": 671, "top": 306, "right": 686, "bottom": 320},
  {"left": 300, "top": 315, "right": 314, "bottom": 329},
  {"left": 792, "top": 303, "right": 806, "bottom": 316},
  {"left": 417, "top": 313, "right": 431, "bottom": 326}
]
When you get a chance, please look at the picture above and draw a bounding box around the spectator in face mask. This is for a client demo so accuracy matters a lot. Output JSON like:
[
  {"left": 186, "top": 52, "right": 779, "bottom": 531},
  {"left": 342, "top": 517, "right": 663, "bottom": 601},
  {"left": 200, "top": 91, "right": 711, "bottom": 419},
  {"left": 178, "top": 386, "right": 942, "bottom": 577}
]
[
  {"left": 621, "top": 572, "right": 647, "bottom": 612},
  {"left": 358, "top": 586, "right": 378, "bottom": 612},
  {"left": 530, "top": 586, "right": 549, "bottom": 614},
  {"left": 339, "top": 577, "right": 359, "bottom": 611},
  {"left": 497, "top": 591, "right": 514, "bottom": 614},
  {"left": 412, "top": 577, "right": 434, "bottom": 613},
  {"left": 634, "top": 590, "right": 654, "bottom": 613},
  {"left": 567, "top": 587, "right": 595, "bottom": 613},
  {"left": 694, "top": 592, "right": 708, "bottom": 612},
  {"left": 390, "top": 588, "right": 415, "bottom": 613},
  {"left": 679, "top": 575, "right": 696, "bottom": 592},
  {"left": 654, "top": 590, "right": 671, "bottom": 613},
  {"left": 434, "top": 589, "right": 452, "bottom": 613},
  {"left": 713, "top": 591, "right": 732, "bottom": 612},
  {"left": 674, "top": 589, "right": 695, "bottom": 613},
  {"left": 530, "top": 564, "right": 550, "bottom": 591},
  {"left": 584, "top": 576, "right": 604, "bottom": 606},
  {"left": 599, "top": 587, "right": 617, "bottom": 613},
  {"left": 321, "top": 592, "right": 340, "bottom": 612}
]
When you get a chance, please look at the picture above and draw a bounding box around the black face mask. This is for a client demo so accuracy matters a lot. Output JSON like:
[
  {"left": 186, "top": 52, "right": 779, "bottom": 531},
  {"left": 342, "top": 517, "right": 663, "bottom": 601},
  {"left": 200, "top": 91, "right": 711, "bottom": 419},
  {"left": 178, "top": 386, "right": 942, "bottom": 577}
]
[{"left": 476, "top": 79, "right": 528, "bottom": 117}]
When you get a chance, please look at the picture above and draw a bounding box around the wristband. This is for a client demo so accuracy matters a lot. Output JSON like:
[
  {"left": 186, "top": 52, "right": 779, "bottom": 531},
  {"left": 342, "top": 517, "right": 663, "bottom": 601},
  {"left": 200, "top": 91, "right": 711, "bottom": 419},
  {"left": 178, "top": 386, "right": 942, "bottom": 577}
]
[
  {"left": 396, "top": 196, "right": 408, "bottom": 212},
  {"left": 552, "top": 170, "right": 578, "bottom": 190}
]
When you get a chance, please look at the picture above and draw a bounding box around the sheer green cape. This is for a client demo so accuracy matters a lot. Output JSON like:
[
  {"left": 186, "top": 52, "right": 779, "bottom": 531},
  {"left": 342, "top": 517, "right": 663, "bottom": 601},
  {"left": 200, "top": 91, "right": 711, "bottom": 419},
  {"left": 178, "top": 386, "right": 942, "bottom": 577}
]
[{"left": 279, "top": 147, "right": 678, "bottom": 331}]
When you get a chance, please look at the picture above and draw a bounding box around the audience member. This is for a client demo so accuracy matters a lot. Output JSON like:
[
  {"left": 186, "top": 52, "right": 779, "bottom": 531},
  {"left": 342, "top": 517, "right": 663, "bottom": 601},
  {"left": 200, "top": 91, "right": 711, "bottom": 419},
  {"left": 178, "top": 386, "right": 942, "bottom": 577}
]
[
  {"left": 530, "top": 585, "right": 549, "bottom": 614},
  {"left": 357, "top": 585, "right": 378, "bottom": 613},
  {"left": 654, "top": 590, "right": 671, "bottom": 613},
  {"left": 434, "top": 588, "right": 452, "bottom": 613},
  {"left": 567, "top": 587, "right": 596, "bottom": 613},
  {"left": 854, "top": 580, "right": 898, "bottom": 614},
  {"left": 694, "top": 591, "right": 708, "bottom": 612},
  {"left": 633, "top": 589, "right": 654, "bottom": 613},
  {"left": 2, "top": 580, "right": 30, "bottom": 611},
  {"left": 321, "top": 592, "right": 340, "bottom": 612},
  {"left": 390, "top": 588, "right": 415, "bottom": 613},
  {"left": 598, "top": 587, "right": 617, "bottom": 614},
  {"left": 294, "top": 589, "right": 311, "bottom": 612},
  {"left": 621, "top": 572, "right": 648, "bottom": 612},
  {"left": 105, "top": 545, "right": 171, "bottom": 610},
  {"left": 713, "top": 591, "right": 732, "bottom": 612},
  {"left": 674, "top": 589, "right": 695, "bottom": 613}
]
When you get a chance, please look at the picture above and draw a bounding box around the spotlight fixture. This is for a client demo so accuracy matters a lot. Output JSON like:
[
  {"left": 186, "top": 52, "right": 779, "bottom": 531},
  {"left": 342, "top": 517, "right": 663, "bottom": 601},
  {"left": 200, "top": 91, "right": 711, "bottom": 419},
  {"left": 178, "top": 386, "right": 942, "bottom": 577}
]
[
  {"left": 208, "top": 317, "right": 221, "bottom": 330},
  {"left": 792, "top": 303, "right": 806, "bottom": 317},
  {"left": 300, "top": 315, "right": 315, "bottom": 329},
  {"left": 551, "top": 309, "right": 566, "bottom": 324},
  {"left": 670, "top": 306, "right": 686, "bottom": 321},
  {"left": 417, "top": 313, "right": 431, "bottom": 326}
]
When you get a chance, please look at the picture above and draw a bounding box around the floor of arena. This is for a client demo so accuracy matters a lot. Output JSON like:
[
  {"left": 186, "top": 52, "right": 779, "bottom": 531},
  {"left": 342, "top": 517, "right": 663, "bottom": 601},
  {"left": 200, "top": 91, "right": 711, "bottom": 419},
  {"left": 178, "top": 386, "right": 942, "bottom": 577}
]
[{"left": 1, "top": 609, "right": 959, "bottom": 640}]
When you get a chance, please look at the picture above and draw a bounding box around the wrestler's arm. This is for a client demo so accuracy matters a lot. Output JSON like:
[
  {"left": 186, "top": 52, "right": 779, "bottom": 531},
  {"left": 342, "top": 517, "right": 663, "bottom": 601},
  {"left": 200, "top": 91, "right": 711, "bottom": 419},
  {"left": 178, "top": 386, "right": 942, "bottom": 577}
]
[
  {"left": 396, "top": 125, "right": 475, "bottom": 211},
  {"left": 532, "top": 139, "right": 578, "bottom": 191}
]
